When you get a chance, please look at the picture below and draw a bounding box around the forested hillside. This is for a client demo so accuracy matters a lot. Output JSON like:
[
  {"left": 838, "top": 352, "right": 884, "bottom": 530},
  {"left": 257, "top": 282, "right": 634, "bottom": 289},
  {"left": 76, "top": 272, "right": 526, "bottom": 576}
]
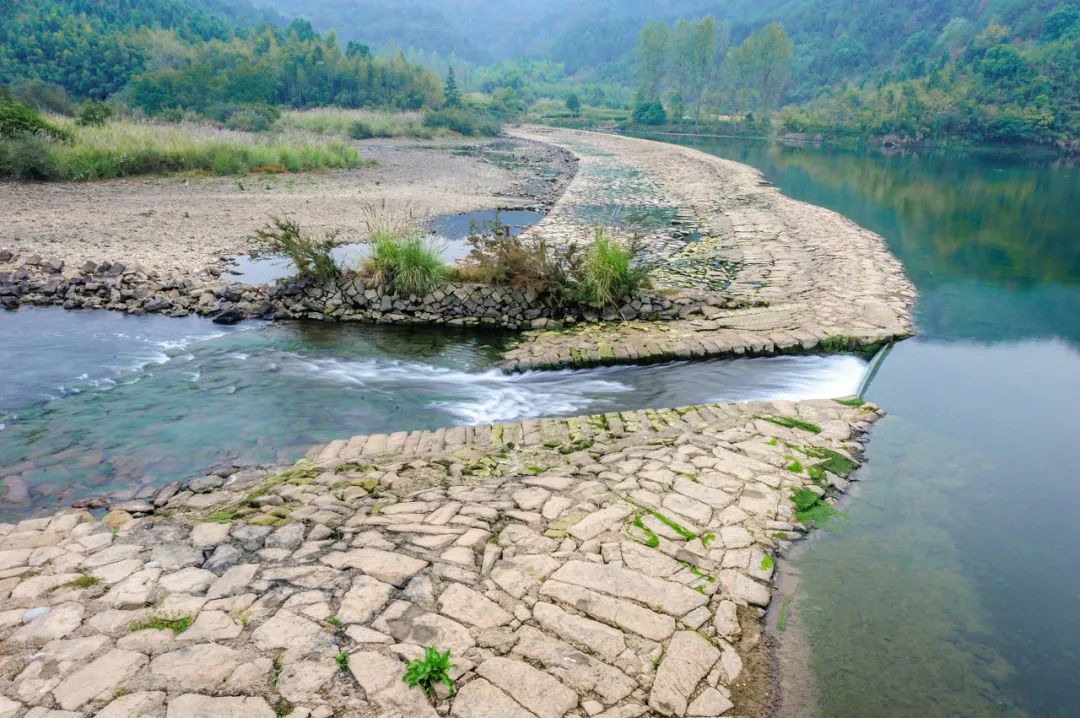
[{"left": 0, "top": 0, "right": 441, "bottom": 113}]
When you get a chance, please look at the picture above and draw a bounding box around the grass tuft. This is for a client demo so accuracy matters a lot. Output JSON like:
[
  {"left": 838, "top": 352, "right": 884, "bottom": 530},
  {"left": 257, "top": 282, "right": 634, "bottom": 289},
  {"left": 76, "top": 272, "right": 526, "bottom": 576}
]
[
  {"left": 760, "top": 415, "right": 823, "bottom": 434},
  {"left": 250, "top": 216, "right": 342, "bottom": 282},
  {"left": 362, "top": 220, "right": 445, "bottom": 297},
  {"left": 402, "top": 646, "right": 456, "bottom": 700},
  {"left": 129, "top": 615, "right": 192, "bottom": 634},
  {"left": 60, "top": 574, "right": 100, "bottom": 590}
]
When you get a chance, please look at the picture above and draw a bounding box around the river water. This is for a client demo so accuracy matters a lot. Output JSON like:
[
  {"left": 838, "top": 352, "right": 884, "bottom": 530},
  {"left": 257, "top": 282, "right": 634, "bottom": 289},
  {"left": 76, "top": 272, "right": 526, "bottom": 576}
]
[
  {"left": 649, "top": 134, "right": 1080, "bottom": 717},
  {"left": 0, "top": 308, "right": 867, "bottom": 519}
]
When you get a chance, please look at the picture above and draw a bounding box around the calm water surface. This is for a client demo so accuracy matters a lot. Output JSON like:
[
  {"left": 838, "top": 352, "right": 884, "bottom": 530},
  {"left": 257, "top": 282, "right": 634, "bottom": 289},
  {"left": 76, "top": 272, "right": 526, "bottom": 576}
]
[{"left": 655, "top": 134, "right": 1080, "bottom": 717}]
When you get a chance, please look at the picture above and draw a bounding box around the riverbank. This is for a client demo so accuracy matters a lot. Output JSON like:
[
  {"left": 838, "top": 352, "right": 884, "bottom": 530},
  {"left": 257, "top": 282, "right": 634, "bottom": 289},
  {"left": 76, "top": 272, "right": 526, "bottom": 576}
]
[
  {"left": 0, "top": 397, "right": 882, "bottom": 717},
  {"left": 0, "top": 137, "right": 573, "bottom": 276}
]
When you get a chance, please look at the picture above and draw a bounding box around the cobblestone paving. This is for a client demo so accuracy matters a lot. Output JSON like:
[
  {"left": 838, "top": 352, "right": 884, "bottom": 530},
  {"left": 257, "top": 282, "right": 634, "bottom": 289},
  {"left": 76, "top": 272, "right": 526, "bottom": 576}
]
[
  {"left": 1, "top": 398, "right": 882, "bottom": 717},
  {"left": 502, "top": 127, "right": 916, "bottom": 371}
]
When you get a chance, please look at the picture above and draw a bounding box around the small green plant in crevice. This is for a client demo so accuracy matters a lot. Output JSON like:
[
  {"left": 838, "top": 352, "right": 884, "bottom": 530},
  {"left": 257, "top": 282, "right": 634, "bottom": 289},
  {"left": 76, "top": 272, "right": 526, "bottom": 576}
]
[
  {"left": 326, "top": 615, "right": 339, "bottom": 627},
  {"left": 111, "top": 687, "right": 128, "bottom": 701},
  {"left": 402, "top": 646, "right": 456, "bottom": 701},
  {"left": 760, "top": 554, "right": 775, "bottom": 571},
  {"left": 631, "top": 502, "right": 696, "bottom": 541},
  {"left": 273, "top": 698, "right": 294, "bottom": 717},
  {"left": 129, "top": 615, "right": 192, "bottom": 634},
  {"left": 334, "top": 652, "right": 350, "bottom": 670},
  {"left": 700, "top": 532, "right": 716, "bottom": 548},
  {"left": 786, "top": 458, "right": 804, "bottom": 474},
  {"left": 765, "top": 437, "right": 779, "bottom": 446},
  {"left": 250, "top": 216, "right": 342, "bottom": 282},
  {"left": 834, "top": 397, "right": 866, "bottom": 407},
  {"left": 629, "top": 512, "right": 660, "bottom": 548},
  {"left": 759, "top": 415, "right": 823, "bottom": 434},
  {"left": 61, "top": 574, "right": 100, "bottom": 590}
]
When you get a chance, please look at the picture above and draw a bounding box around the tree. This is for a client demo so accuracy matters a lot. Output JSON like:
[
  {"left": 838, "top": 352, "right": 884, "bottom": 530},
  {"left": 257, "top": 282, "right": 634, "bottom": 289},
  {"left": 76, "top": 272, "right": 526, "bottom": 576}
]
[
  {"left": 755, "top": 23, "right": 793, "bottom": 113},
  {"left": 443, "top": 66, "right": 462, "bottom": 108},
  {"left": 632, "top": 93, "right": 667, "bottom": 125},
  {"left": 565, "top": 92, "right": 581, "bottom": 116},
  {"left": 635, "top": 21, "right": 670, "bottom": 98}
]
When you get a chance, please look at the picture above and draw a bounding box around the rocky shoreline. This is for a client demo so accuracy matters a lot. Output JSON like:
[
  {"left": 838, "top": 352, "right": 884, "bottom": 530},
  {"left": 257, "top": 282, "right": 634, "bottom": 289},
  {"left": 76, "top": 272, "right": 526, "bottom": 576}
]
[{"left": 0, "top": 398, "right": 882, "bottom": 717}]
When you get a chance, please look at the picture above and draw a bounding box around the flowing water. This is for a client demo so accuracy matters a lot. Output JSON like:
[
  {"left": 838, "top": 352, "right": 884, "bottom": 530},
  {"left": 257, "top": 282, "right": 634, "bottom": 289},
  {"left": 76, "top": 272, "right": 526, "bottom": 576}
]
[
  {"left": 0, "top": 307, "right": 868, "bottom": 520},
  {"left": 648, "top": 134, "right": 1080, "bottom": 716}
]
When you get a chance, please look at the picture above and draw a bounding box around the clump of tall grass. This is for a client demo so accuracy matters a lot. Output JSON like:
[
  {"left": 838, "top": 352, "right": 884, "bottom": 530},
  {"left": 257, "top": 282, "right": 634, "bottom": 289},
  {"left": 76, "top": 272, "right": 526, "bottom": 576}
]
[
  {"left": 360, "top": 209, "right": 445, "bottom": 296},
  {"left": 278, "top": 109, "right": 442, "bottom": 139},
  {"left": 422, "top": 108, "right": 501, "bottom": 137},
  {"left": 0, "top": 116, "right": 363, "bottom": 181},
  {"left": 578, "top": 228, "right": 652, "bottom": 307},
  {"left": 250, "top": 216, "right": 342, "bottom": 282}
]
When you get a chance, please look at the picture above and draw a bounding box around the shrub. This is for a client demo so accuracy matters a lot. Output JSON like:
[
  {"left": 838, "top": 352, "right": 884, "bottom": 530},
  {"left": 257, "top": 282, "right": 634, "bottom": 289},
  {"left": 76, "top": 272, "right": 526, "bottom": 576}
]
[
  {"left": 632, "top": 97, "right": 667, "bottom": 125},
  {"left": 0, "top": 99, "right": 69, "bottom": 140},
  {"left": 0, "top": 134, "right": 59, "bottom": 180},
  {"left": 577, "top": 228, "right": 651, "bottom": 307},
  {"left": 7, "top": 80, "right": 74, "bottom": 115},
  {"left": 422, "top": 108, "right": 501, "bottom": 137},
  {"left": 75, "top": 99, "right": 113, "bottom": 127},
  {"left": 207, "top": 102, "right": 281, "bottom": 132},
  {"left": 454, "top": 220, "right": 581, "bottom": 306},
  {"left": 362, "top": 228, "right": 445, "bottom": 297},
  {"left": 250, "top": 216, "right": 342, "bottom": 282}
]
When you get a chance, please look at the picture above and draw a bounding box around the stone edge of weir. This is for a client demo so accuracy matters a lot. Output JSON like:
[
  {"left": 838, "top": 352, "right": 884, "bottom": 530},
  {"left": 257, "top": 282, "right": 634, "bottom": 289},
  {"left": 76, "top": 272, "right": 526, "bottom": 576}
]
[{"left": 1, "top": 397, "right": 882, "bottom": 717}]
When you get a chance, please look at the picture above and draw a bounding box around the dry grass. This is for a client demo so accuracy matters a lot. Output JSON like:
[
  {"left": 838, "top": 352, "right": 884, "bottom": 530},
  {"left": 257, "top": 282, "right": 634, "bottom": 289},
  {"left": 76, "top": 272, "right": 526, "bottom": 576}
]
[{"left": 277, "top": 109, "right": 450, "bottom": 139}]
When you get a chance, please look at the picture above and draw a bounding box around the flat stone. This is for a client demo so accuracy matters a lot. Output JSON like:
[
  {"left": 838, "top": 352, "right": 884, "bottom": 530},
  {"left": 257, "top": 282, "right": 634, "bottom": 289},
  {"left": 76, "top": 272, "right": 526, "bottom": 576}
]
[
  {"left": 513, "top": 625, "right": 636, "bottom": 706},
  {"left": 100, "top": 567, "right": 160, "bottom": 608},
  {"left": 338, "top": 575, "right": 394, "bottom": 624},
  {"left": 176, "top": 610, "right": 242, "bottom": 642},
  {"left": 648, "top": 631, "right": 720, "bottom": 716},
  {"left": 687, "top": 687, "right": 733, "bottom": 716},
  {"left": 476, "top": 656, "right": 578, "bottom": 718},
  {"left": 10, "top": 602, "right": 84, "bottom": 645},
  {"left": 10, "top": 573, "right": 82, "bottom": 599},
  {"left": 206, "top": 563, "right": 257, "bottom": 598},
  {"left": 568, "top": 505, "right": 633, "bottom": 541},
  {"left": 190, "top": 522, "right": 231, "bottom": 549},
  {"left": 320, "top": 547, "right": 428, "bottom": 586},
  {"left": 490, "top": 554, "right": 560, "bottom": 598},
  {"left": 547, "top": 560, "right": 707, "bottom": 616},
  {"left": 451, "top": 678, "right": 534, "bottom": 718},
  {"left": 276, "top": 659, "right": 338, "bottom": 702},
  {"left": 532, "top": 601, "right": 626, "bottom": 659},
  {"left": 250, "top": 609, "right": 332, "bottom": 656},
  {"left": 202, "top": 543, "right": 243, "bottom": 571},
  {"left": 52, "top": 649, "right": 148, "bottom": 710},
  {"left": 438, "top": 582, "right": 513, "bottom": 629},
  {"left": 150, "top": 644, "right": 240, "bottom": 692},
  {"left": 374, "top": 600, "right": 475, "bottom": 654},
  {"left": 96, "top": 691, "right": 167, "bottom": 718},
  {"left": 265, "top": 523, "right": 305, "bottom": 550},
  {"left": 159, "top": 567, "right": 216, "bottom": 593},
  {"left": 539, "top": 580, "right": 675, "bottom": 641},
  {"left": 165, "top": 694, "right": 275, "bottom": 717}
]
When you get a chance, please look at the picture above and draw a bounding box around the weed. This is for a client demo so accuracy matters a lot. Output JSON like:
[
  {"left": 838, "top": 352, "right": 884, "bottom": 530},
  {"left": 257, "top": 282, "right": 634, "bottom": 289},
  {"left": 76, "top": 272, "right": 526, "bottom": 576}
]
[
  {"left": 61, "top": 574, "right": 100, "bottom": 590},
  {"left": 273, "top": 698, "right": 293, "bottom": 717},
  {"left": 700, "top": 532, "right": 716, "bottom": 547},
  {"left": 335, "top": 652, "right": 350, "bottom": 670},
  {"left": 632, "top": 503, "right": 696, "bottom": 541},
  {"left": 760, "top": 554, "right": 775, "bottom": 571},
  {"left": 250, "top": 216, "right": 341, "bottom": 282},
  {"left": 402, "top": 646, "right": 456, "bottom": 700},
  {"left": 766, "top": 437, "right": 779, "bottom": 446},
  {"left": 834, "top": 397, "right": 866, "bottom": 407},
  {"left": 326, "top": 615, "right": 339, "bottom": 626},
  {"left": 759, "top": 415, "right": 822, "bottom": 434},
  {"left": 129, "top": 615, "right": 192, "bottom": 634},
  {"left": 111, "top": 687, "right": 128, "bottom": 700},
  {"left": 629, "top": 513, "right": 660, "bottom": 548}
]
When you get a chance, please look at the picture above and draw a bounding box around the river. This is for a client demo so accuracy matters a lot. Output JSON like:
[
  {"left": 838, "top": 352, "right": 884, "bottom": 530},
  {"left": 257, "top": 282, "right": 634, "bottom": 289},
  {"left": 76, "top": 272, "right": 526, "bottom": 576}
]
[{"left": 646, "top": 134, "right": 1080, "bottom": 717}]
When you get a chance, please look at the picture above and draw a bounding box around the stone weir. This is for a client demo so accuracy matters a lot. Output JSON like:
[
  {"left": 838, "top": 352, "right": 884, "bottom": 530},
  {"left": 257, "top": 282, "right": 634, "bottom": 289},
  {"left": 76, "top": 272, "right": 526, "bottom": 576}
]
[
  {"left": 501, "top": 126, "right": 917, "bottom": 370},
  {"left": 0, "top": 397, "right": 881, "bottom": 717}
]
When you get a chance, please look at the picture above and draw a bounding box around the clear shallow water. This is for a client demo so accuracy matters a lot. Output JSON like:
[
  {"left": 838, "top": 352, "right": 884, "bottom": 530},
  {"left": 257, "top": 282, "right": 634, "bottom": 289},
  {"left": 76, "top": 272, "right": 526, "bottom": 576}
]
[
  {"left": 225, "top": 209, "right": 544, "bottom": 285},
  {"left": 655, "top": 134, "right": 1080, "bottom": 716},
  {"left": 0, "top": 307, "right": 868, "bottom": 519}
]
